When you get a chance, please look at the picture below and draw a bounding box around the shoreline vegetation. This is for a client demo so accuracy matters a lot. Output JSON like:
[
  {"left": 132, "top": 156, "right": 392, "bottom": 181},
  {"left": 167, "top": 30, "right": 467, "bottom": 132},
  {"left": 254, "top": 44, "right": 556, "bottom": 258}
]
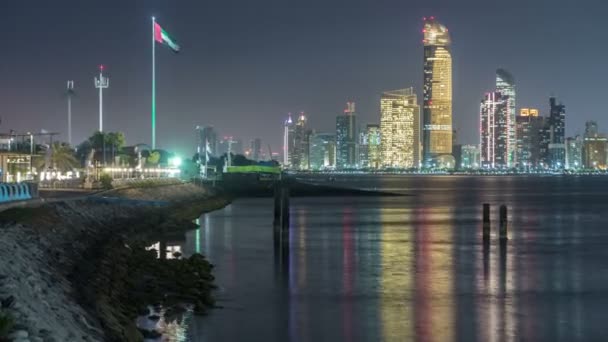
[{"left": 0, "top": 182, "right": 230, "bottom": 342}]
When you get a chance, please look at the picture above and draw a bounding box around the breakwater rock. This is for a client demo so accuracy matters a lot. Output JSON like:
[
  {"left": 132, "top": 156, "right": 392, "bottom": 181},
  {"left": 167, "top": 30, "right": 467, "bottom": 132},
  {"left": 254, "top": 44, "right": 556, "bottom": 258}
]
[{"left": 0, "top": 183, "right": 230, "bottom": 341}]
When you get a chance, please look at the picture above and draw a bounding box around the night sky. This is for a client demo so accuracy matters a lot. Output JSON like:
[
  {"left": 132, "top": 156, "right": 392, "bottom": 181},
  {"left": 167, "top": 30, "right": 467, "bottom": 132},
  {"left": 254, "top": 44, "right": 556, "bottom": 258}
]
[{"left": 2, "top": 0, "right": 607, "bottom": 156}]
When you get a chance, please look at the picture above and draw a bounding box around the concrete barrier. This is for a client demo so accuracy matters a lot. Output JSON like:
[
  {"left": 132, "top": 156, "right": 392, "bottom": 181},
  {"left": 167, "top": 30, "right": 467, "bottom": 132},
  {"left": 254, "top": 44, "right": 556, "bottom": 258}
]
[{"left": 0, "top": 182, "right": 38, "bottom": 203}]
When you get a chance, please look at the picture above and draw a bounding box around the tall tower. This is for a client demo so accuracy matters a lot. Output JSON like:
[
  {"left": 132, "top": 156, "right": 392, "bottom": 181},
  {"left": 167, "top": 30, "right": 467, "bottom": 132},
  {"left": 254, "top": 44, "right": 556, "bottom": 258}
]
[
  {"left": 94, "top": 65, "right": 109, "bottom": 132},
  {"left": 496, "top": 69, "right": 516, "bottom": 166},
  {"left": 422, "top": 17, "right": 453, "bottom": 168},
  {"left": 548, "top": 97, "right": 566, "bottom": 169},
  {"left": 293, "top": 113, "right": 308, "bottom": 170},
  {"left": 480, "top": 91, "right": 510, "bottom": 168},
  {"left": 336, "top": 102, "right": 357, "bottom": 169},
  {"left": 283, "top": 114, "right": 295, "bottom": 167},
  {"left": 380, "top": 88, "right": 420, "bottom": 168},
  {"left": 66, "top": 81, "right": 75, "bottom": 146}
]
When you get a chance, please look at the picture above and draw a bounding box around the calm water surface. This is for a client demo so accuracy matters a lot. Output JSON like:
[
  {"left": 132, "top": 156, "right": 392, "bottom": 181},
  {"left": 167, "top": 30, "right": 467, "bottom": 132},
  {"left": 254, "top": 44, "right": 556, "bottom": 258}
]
[{"left": 176, "top": 176, "right": 608, "bottom": 341}]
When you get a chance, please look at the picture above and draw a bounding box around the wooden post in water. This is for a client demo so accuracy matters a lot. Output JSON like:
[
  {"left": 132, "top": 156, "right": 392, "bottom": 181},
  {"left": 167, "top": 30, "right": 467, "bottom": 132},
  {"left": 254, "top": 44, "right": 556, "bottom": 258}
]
[
  {"left": 483, "top": 203, "right": 490, "bottom": 240},
  {"left": 499, "top": 204, "right": 508, "bottom": 240},
  {"left": 273, "top": 182, "right": 281, "bottom": 225},
  {"left": 281, "top": 182, "right": 290, "bottom": 229}
]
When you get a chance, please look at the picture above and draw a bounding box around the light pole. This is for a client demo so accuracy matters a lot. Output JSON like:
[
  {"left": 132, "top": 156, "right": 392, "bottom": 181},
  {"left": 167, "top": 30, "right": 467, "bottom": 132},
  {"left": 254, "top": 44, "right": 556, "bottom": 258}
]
[
  {"left": 66, "top": 81, "right": 75, "bottom": 145},
  {"left": 94, "top": 65, "right": 109, "bottom": 132}
]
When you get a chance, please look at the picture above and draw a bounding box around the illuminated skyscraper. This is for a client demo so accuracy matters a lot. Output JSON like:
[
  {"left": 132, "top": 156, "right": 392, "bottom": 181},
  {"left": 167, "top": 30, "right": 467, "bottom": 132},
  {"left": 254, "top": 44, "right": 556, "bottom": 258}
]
[
  {"left": 309, "top": 132, "right": 336, "bottom": 170},
  {"left": 422, "top": 17, "right": 452, "bottom": 167},
  {"left": 366, "top": 124, "right": 381, "bottom": 169},
  {"left": 516, "top": 108, "right": 543, "bottom": 168},
  {"left": 380, "top": 88, "right": 421, "bottom": 168},
  {"left": 195, "top": 125, "right": 218, "bottom": 157},
  {"left": 566, "top": 136, "right": 583, "bottom": 170},
  {"left": 480, "top": 91, "right": 510, "bottom": 168},
  {"left": 292, "top": 112, "right": 309, "bottom": 170},
  {"left": 496, "top": 69, "right": 516, "bottom": 166},
  {"left": 547, "top": 97, "right": 566, "bottom": 169},
  {"left": 336, "top": 102, "right": 358, "bottom": 169},
  {"left": 283, "top": 113, "right": 294, "bottom": 167}
]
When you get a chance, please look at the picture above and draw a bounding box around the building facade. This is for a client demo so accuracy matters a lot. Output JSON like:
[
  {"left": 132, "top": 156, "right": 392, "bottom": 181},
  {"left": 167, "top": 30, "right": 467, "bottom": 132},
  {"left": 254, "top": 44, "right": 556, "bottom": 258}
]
[
  {"left": 565, "top": 136, "right": 583, "bottom": 170},
  {"left": 366, "top": 124, "right": 381, "bottom": 169},
  {"left": 250, "top": 138, "right": 262, "bottom": 161},
  {"left": 422, "top": 17, "right": 453, "bottom": 167},
  {"left": 292, "top": 113, "right": 309, "bottom": 170},
  {"left": 336, "top": 102, "right": 358, "bottom": 169},
  {"left": 195, "top": 126, "right": 218, "bottom": 157},
  {"left": 480, "top": 91, "right": 510, "bottom": 168},
  {"left": 515, "top": 108, "right": 543, "bottom": 168},
  {"left": 547, "top": 97, "right": 566, "bottom": 169},
  {"left": 283, "top": 114, "right": 295, "bottom": 167},
  {"left": 496, "top": 69, "right": 516, "bottom": 166},
  {"left": 583, "top": 136, "right": 607, "bottom": 169},
  {"left": 461, "top": 144, "right": 480, "bottom": 169},
  {"left": 380, "top": 88, "right": 420, "bottom": 168},
  {"left": 309, "top": 133, "right": 336, "bottom": 170}
]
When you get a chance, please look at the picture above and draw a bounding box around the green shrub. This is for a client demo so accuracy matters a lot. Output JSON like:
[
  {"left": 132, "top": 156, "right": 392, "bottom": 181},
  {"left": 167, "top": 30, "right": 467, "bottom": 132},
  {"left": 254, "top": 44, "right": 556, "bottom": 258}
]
[{"left": 99, "top": 173, "right": 113, "bottom": 190}]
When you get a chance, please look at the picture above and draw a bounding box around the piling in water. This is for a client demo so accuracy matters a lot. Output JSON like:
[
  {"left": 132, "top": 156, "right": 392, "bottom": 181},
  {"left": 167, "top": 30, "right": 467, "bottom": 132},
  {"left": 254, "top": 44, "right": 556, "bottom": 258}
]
[
  {"left": 483, "top": 203, "right": 490, "bottom": 239},
  {"left": 273, "top": 182, "right": 281, "bottom": 225},
  {"left": 281, "top": 184, "right": 290, "bottom": 229},
  {"left": 499, "top": 204, "right": 508, "bottom": 240}
]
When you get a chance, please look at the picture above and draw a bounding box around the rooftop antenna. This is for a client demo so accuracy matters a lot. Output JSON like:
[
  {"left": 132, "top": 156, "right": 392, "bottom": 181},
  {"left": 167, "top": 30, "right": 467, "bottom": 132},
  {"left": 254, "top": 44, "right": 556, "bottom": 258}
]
[
  {"left": 94, "top": 65, "right": 109, "bottom": 132},
  {"left": 66, "top": 81, "right": 75, "bottom": 146}
]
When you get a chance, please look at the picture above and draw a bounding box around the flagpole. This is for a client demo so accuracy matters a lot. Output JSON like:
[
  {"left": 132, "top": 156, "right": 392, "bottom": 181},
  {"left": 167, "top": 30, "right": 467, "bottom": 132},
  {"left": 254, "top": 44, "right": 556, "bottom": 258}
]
[{"left": 151, "top": 16, "right": 156, "bottom": 150}]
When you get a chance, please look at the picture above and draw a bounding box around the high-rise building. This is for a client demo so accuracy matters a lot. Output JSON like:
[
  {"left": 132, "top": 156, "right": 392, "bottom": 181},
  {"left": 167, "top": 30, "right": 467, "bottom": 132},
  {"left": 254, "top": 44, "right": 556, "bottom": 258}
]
[
  {"left": 250, "top": 138, "right": 262, "bottom": 161},
  {"left": 460, "top": 144, "right": 480, "bottom": 169},
  {"left": 480, "top": 91, "right": 510, "bottom": 168},
  {"left": 283, "top": 114, "right": 295, "bottom": 167},
  {"left": 585, "top": 121, "right": 599, "bottom": 138},
  {"left": 422, "top": 17, "right": 453, "bottom": 167},
  {"left": 358, "top": 131, "right": 369, "bottom": 169},
  {"left": 380, "top": 88, "right": 420, "bottom": 168},
  {"left": 566, "top": 136, "right": 583, "bottom": 170},
  {"left": 516, "top": 108, "right": 543, "bottom": 168},
  {"left": 195, "top": 126, "right": 218, "bottom": 157},
  {"left": 496, "top": 69, "right": 516, "bottom": 165},
  {"left": 583, "top": 121, "right": 607, "bottom": 169},
  {"left": 583, "top": 136, "right": 608, "bottom": 169},
  {"left": 336, "top": 102, "right": 358, "bottom": 169},
  {"left": 292, "top": 113, "right": 308, "bottom": 170},
  {"left": 547, "top": 97, "right": 566, "bottom": 169},
  {"left": 309, "top": 132, "right": 336, "bottom": 170},
  {"left": 366, "top": 124, "right": 381, "bottom": 169}
]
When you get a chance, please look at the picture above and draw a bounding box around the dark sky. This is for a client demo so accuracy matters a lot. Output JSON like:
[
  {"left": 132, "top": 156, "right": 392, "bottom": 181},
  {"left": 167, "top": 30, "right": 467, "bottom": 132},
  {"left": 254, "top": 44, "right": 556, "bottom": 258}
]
[{"left": 2, "top": 0, "right": 607, "bottom": 156}]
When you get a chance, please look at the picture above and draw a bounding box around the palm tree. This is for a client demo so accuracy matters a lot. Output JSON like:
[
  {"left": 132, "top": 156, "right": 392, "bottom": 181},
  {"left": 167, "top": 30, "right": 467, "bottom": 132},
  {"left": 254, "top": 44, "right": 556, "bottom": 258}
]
[{"left": 34, "top": 142, "right": 80, "bottom": 172}]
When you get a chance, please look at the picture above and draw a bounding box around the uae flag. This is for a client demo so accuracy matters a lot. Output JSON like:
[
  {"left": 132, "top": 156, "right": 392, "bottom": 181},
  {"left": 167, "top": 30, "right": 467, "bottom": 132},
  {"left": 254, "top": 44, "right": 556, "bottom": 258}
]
[{"left": 154, "top": 22, "right": 180, "bottom": 52}]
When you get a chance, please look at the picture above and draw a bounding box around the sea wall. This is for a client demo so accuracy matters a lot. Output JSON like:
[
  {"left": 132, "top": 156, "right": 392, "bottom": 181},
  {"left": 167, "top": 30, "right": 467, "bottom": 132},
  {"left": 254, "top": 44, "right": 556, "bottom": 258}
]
[{"left": 0, "top": 183, "right": 230, "bottom": 342}]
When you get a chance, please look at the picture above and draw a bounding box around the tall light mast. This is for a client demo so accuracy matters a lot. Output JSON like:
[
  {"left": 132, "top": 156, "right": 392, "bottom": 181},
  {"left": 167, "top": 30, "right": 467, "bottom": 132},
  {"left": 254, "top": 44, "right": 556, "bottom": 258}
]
[
  {"left": 94, "top": 65, "right": 109, "bottom": 132},
  {"left": 66, "top": 81, "right": 75, "bottom": 145}
]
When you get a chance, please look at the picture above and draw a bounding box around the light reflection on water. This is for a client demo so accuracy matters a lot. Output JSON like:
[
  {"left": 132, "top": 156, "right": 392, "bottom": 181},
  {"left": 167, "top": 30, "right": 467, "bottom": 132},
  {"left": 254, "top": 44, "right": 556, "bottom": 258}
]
[{"left": 158, "top": 176, "right": 608, "bottom": 341}]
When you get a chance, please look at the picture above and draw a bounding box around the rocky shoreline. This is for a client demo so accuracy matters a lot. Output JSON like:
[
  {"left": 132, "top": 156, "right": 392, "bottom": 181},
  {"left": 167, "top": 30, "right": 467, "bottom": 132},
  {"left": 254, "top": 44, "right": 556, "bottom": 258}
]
[{"left": 0, "top": 183, "right": 230, "bottom": 341}]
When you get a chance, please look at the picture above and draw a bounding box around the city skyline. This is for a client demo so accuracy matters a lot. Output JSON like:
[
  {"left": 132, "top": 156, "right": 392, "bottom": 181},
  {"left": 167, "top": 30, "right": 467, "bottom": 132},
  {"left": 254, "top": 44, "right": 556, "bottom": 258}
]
[{"left": 2, "top": 1, "right": 608, "bottom": 156}]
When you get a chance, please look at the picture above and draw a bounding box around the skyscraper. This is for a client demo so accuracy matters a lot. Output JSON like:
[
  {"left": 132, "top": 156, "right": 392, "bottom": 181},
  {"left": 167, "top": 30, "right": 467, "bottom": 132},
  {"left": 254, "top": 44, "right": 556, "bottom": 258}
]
[
  {"left": 547, "top": 97, "right": 566, "bottom": 169},
  {"left": 380, "top": 88, "right": 420, "bottom": 168},
  {"left": 496, "top": 69, "right": 516, "bottom": 165},
  {"left": 309, "top": 132, "right": 336, "bottom": 170},
  {"left": 566, "top": 136, "right": 583, "bottom": 170},
  {"left": 292, "top": 113, "right": 308, "bottom": 170},
  {"left": 195, "top": 125, "right": 218, "bottom": 157},
  {"left": 250, "top": 138, "right": 262, "bottom": 161},
  {"left": 422, "top": 17, "right": 453, "bottom": 167},
  {"left": 283, "top": 114, "right": 295, "bottom": 167},
  {"left": 460, "top": 144, "right": 481, "bottom": 169},
  {"left": 516, "top": 108, "right": 544, "bottom": 168},
  {"left": 336, "top": 102, "right": 357, "bottom": 169},
  {"left": 366, "top": 124, "right": 381, "bottom": 169},
  {"left": 583, "top": 121, "right": 607, "bottom": 169},
  {"left": 480, "top": 91, "right": 510, "bottom": 168}
]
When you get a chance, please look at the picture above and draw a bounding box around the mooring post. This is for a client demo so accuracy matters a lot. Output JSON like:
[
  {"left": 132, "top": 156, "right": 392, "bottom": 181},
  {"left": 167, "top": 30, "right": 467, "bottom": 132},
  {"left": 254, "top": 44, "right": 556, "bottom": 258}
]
[
  {"left": 499, "top": 204, "right": 508, "bottom": 240},
  {"left": 281, "top": 182, "right": 290, "bottom": 229},
  {"left": 273, "top": 182, "right": 281, "bottom": 225},
  {"left": 483, "top": 203, "right": 490, "bottom": 240}
]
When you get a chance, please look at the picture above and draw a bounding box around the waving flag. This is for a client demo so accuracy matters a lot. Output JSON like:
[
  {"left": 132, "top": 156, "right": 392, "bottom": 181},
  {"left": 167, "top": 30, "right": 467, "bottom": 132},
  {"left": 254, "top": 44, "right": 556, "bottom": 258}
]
[{"left": 154, "top": 22, "right": 180, "bottom": 53}]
